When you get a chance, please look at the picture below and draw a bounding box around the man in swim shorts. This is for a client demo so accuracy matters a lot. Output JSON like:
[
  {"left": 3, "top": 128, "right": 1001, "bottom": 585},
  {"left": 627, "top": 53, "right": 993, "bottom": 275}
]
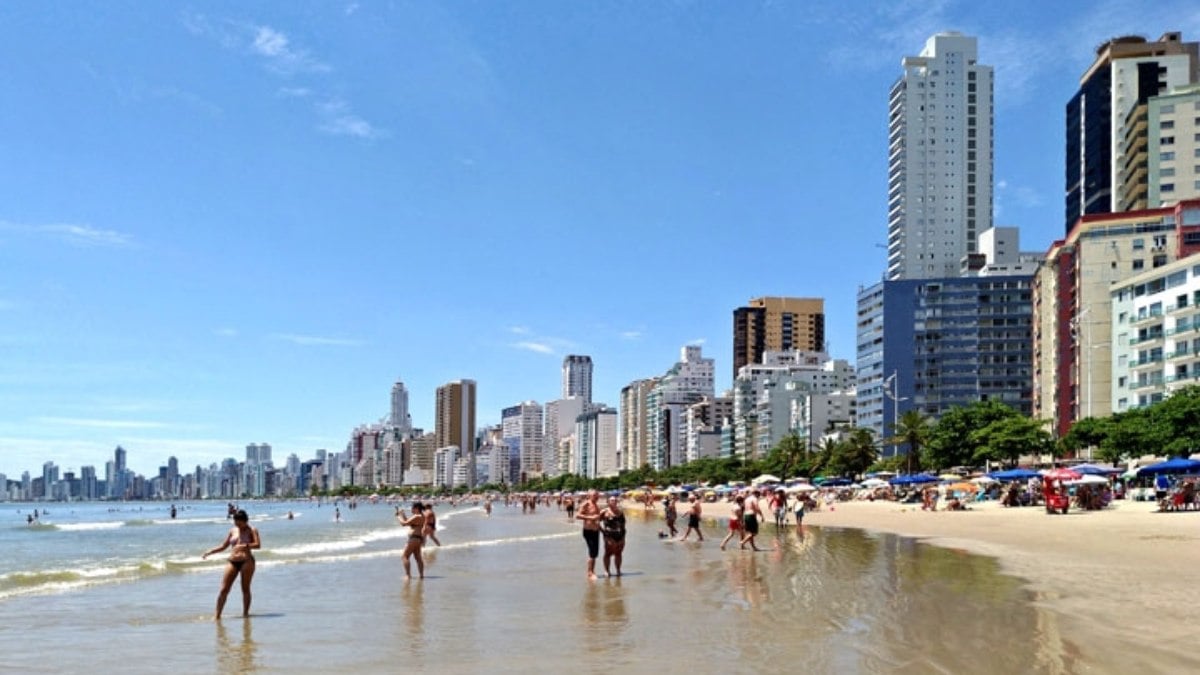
[
  {"left": 679, "top": 493, "right": 704, "bottom": 542},
  {"left": 576, "top": 489, "right": 602, "bottom": 580}
]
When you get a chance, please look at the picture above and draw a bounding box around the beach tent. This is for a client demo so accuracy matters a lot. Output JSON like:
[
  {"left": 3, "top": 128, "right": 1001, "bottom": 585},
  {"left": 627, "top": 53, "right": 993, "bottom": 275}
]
[
  {"left": 988, "top": 468, "right": 1041, "bottom": 481},
  {"left": 1136, "top": 457, "right": 1200, "bottom": 476}
]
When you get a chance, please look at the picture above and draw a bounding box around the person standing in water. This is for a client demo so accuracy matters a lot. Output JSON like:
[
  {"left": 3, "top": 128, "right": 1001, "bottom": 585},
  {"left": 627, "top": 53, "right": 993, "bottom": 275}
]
[
  {"left": 740, "top": 489, "right": 764, "bottom": 551},
  {"left": 396, "top": 502, "right": 427, "bottom": 579},
  {"left": 202, "top": 509, "right": 260, "bottom": 619},
  {"left": 576, "top": 489, "right": 602, "bottom": 580},
  {"left": 679, "top": 493, "right": 704, "bottom": 542},
  {"left": 423, "top": 504, "right": 441, "bottom": 547},
  {"left": 599, "top": 496, "right": 626, "bottom": 577}
]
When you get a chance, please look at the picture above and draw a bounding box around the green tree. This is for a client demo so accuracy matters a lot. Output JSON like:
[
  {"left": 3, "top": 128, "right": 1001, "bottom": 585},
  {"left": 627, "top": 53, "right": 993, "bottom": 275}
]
[
  {"left": 970, "top": 415, "right": 1053, "bottom": 466},
  {"left": 765, "top": 433, "right": 806, "bottom": 480},
  {"left": 833, "top": 428, "right": 879, "bottom": 479},
  {"left": 888, "top": 409, "right": 931, "bottom": 474},
  {"left": 924, "top": 400, "right": 1022, "bottom": 470}
]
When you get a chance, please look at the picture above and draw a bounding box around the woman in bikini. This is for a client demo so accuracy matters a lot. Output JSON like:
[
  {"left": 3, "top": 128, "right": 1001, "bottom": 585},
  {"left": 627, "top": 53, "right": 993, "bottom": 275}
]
[
  {"left": 720, "top": 495, "right": 745, "bottom": 550},
  {"left": 599, "top": 496, "right": 626, "bottom": 577},
  {"left": 422, "top": 503, "right": 441, "bottom": 547},
  {"left": 396, "top": 502, "right": 427, "bottom": 579},
  {"left": 202, "top": 509, "right": 261, "bottom": 619}
]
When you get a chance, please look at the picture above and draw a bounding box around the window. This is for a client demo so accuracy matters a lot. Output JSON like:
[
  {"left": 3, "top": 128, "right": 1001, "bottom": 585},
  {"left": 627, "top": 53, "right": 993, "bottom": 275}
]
[
  {"left": 1162, "top": 183, "right": 1175, "bottom": 192},
  {"left": 1133, "top": 259, "right": 1145, "bottom": 270},
  {"left": 1163, "top": 167, "right": 1176, "bottom": 177},
  {"left": 1161, "top": 151, "right": 1176, "bottom": 161},
  {"left": 1162, "top": 104, "right": 1175, "bottom": 113},
  {"left": 1161, "top": 120, "right": 1175, "bottom": 129},
  {"left": 1162, "top": 136, "right": 1175, "bottom": 145},
  {"left": 1133, "top": 238, "right": 1145, "bottom": 250}
]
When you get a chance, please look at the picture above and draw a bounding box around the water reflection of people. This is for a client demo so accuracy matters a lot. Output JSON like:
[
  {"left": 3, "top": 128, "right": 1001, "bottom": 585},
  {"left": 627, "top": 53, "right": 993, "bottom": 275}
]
[{"left": 215, "top": 616, "right": 258, "bottom": 673}]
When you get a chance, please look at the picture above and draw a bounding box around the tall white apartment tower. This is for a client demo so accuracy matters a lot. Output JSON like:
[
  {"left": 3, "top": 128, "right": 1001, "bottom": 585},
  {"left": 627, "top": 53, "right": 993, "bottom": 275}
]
[
  {"left": 562, "top": 355, "right": 593, "bottom": 404},
  {"left": 390, "top": 379, "right": 412, "bottom": 435},
  {"left": 887, "top": 32, "right": 994, "bottom": 280}
]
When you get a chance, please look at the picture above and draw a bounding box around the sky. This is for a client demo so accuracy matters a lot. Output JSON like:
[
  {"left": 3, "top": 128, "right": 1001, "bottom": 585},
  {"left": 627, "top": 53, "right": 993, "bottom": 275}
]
[{"left": 3, "top": 0, "right": 1200, "bottom": 478}]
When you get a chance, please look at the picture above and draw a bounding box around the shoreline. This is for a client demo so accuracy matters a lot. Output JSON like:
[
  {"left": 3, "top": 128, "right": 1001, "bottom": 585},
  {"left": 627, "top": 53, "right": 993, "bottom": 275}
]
[{"left": 626, "top": 496, "right": 1200, "bottom": 672}]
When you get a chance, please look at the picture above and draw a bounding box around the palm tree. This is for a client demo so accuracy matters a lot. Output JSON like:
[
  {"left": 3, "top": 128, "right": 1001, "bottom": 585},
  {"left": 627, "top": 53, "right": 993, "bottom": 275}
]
[{"left": 888, "top": 410, "right": 931, "bottom": 474}]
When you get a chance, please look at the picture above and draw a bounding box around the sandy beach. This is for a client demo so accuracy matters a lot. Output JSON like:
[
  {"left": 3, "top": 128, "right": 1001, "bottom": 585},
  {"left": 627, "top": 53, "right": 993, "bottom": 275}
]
[{"left": 628, "top": 495, "right": 1200, "bottom": 672}]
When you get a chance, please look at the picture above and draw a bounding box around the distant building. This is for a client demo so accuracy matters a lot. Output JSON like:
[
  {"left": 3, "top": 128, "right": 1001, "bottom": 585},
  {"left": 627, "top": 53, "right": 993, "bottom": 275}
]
[
  {"left": 562, "top": 355, "right": 593, "bottom": 403},
  {"left": 436, "top": 380, "right": 477, "bottom": 487},
  {"left": 887, "top": 32, "right": 994, "bottom": 280},
  {"left": 732, "top": 297, "right": 825, "bottom": 379}
]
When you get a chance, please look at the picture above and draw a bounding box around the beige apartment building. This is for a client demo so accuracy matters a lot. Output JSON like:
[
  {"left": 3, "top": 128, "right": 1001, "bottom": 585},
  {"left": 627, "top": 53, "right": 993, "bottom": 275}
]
[{"left": 731, "top": 297, "right": 825, "bottom": 379}]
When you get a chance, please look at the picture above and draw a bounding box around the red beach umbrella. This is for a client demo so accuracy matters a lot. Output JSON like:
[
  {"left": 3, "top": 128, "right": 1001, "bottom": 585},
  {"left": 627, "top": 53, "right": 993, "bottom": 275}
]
[{"left": 1042, "top": 467, "right": 1082, "bottom": 481}]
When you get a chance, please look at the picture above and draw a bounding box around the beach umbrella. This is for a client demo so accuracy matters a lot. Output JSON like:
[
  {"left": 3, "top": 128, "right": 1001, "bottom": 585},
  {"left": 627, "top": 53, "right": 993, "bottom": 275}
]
[
  {"left": 1136, "top": 457, "right": 1200, "bottom": 476},
  {"left": 938, "top": 473, "right": 961, "bottom": 481},
  {"left": 988, "top": 468, "right": 1041, "bottom": 481},
  {"left": 1043, "top": 467, "right": 1082, "bottom": 481},
  {"left": 861, "top": 478, "right": 888, "bottom": 488},
  {"left": 786, "top": 484, "right": 818, "bottom": 494},
  {"left": 889, "top": 473, "right": 939, "bottom": 485},
  {"left": 970, "top": 475, "right": 998, "bottom": 485},
  {"left": 946, "top": 482, "right": 978, "bottom": 493},
  {"left": 1065, "top": 474, "right": 1109, "bottom": 485},
  {"left": 751, "top": 474, "right": 782, "bottom": 486},
  {"left": 1070, "top": 464, "right": 1120, "bottom": 475},
  {"left": 822, "top": 478, "right": 853, "bottom": 487}
]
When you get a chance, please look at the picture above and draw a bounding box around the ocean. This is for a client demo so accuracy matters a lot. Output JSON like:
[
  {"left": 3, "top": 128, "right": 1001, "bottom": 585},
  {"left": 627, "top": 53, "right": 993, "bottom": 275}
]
[{"left": 0, "top": 499, "right": 1078, "bottom": 674}]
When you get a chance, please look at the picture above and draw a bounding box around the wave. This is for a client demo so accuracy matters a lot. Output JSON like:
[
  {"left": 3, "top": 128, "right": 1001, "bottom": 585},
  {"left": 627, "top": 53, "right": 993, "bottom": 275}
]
[{"left": 54, "top": 522, "right": 125, "bottom": 532}]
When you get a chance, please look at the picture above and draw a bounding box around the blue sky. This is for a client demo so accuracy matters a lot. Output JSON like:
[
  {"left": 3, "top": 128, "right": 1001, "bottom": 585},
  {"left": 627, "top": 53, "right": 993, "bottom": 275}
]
[{"left": 3, "top": 1, "right": 1199, "bottom": 477}]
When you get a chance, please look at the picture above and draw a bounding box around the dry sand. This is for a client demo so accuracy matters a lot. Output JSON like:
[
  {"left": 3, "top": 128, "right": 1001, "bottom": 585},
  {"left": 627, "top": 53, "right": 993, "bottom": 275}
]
[{"left": 627, "top": 495, "right": 1200, "bottom": 673}]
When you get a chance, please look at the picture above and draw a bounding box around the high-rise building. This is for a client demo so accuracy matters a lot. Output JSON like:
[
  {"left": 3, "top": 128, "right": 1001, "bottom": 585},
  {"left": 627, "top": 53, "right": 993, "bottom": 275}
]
[
  {"left": 501, "top": 401, "right": 544, "bottom": 483},
  {"left": 562, "top": 355, "right": 593, "bottom": 403},
  {"left": 646, "top": 345, "right": 715, "bottom": 469},
  {"left": 543, "top": 397, "right": 586, "bottom": 477},
  {"left": 435, "top": 380, "right": 477, "bottom": 486},
  {"left": 619, "top": 378, "right": 658, "bottom": 471},
  {"left": 886, "top": 32, "right": 994, "bottom": 280},
  {"left": 1033, "top": 199, "right": 1200, "bottom": 437},
  {"left": 390, "top": 379, "right": 412, "bottom": 434},
  {"left": 732, "top": 297, "right": 826, "bottom": 379},
  {"left": 575, "top": 406, "right": 619, "bottom": 479},
  {"left": 1066, "top": 32, "right": 1198, "bottom": 230}
]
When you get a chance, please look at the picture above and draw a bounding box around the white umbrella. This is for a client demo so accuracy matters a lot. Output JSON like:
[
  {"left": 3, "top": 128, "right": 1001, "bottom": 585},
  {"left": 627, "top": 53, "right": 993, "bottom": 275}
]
[
  {"left": 751, "top": 474, "right": 782, "bottom": 486},
  {"left": 970, "top": 476, "right": 998, "bottom": 485},
  {"left": 1066, "top": 474, "right": 1110, "bottom": 486},
  {"left": 861, "top": 478, "right": 888, "bottom": 488},
  {"left": 785, "top": 483, "right": 818, "bottom": 494}
]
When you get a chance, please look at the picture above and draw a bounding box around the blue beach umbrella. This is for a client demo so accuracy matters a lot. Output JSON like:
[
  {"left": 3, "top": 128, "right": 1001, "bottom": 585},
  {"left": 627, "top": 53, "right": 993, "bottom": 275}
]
[
  {"left": 1136, "top": 457, "right": 1200, "bottom": 476},
  {"left": 889, "top": 474, "right": 939, "bottom": 485},
  {"left": 987, "top": 468, "right": 1041, "bottom": 481}
]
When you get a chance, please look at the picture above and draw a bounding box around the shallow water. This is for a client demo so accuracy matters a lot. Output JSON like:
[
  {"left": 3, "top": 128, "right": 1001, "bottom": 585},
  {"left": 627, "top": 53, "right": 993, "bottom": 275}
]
[{"left": 0, "top": 500, "right": 1079, "bottom": 673}]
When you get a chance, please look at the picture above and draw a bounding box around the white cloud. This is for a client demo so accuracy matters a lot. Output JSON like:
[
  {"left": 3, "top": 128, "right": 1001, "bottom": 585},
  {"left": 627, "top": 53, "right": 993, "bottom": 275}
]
[
  {"left": 512, "top": 341, "right": 555, "bottom": 355},
  {"left": 32, "top": 416, "right": 169, "bottom": 430},
  {"left": 213, "top": 327, "right": 238, "bottom": 337},
  {"left": 345, "top": 3, "right": 360, "bottom": 16},
  {"left": 278, "top": 86, "right": 312, "bottom": 98},
  {"left": 620, "top": 330, "right": 642, "bottom": 340},
  {"left": 689, "top": 338, "right": 707, "bottom": 346},
  {"left": 508, "top": 326, "right": 531, "bottom": 335},
  {"left": 270, "top": 333, "right": 364, "bottom": 347},
  {"left": 251, "top": 25, "right": 330, "bottom": 74},
  {"left": 316, "top": 99, "right": 385, "bottom": 139},
  {"left": 0, "top": 221, "right": 134, "bottom": 248}
]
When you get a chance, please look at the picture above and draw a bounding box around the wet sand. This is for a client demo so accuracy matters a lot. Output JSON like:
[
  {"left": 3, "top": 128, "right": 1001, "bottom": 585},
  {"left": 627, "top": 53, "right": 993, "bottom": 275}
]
[{"left": 630, "top": 496, "right": 1200, "bottom": 672}]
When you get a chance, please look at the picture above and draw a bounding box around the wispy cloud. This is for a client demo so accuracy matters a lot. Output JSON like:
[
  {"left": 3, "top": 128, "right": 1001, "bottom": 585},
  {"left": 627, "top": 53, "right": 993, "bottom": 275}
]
[
  {"left": 0, "top": 221, "right": 134, "bottom": 248},
  {"left": 270, "top": 333, "right": 365, "bottom": 347},
  {"left": 512, "top": 341, "right": 555, "bottom": 355},
  {"left": 316, "top": 99, "right": 386, "bottom": 139},
  {"left": 213, "top": 327, "right": 238, "bottom": 338},
  {"left": 345, "top": 3, "right": 360, "bottom": 16},
  {"left": 619, "top": 330, "right": 642, "bottom": 340},
  {"left": 689, "top": 338, "right": 707, "bottom": 346},
  {"left": 509, "top": 326, "right": 531, "bottom": 335},
  {"left": 277, "top": 86, "right": 312, "bottom": 98},
  {"left": 251, "top": 25, "right": 330, "bottom": 75},
  {"left": 33, "top": 416, "right": 169, "bottom": 430}
]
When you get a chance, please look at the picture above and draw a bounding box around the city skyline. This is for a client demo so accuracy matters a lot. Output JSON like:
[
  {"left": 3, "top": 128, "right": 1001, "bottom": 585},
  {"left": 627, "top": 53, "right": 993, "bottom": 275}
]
[{"left": 4, "top": 2, "right": 1200, "bottom": 477}]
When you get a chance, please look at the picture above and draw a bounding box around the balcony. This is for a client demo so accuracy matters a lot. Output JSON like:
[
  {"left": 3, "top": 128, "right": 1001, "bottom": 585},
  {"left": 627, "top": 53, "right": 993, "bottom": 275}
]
[
  {"left": 1129, "top": 353, "right": 1165, "bottom": 371},
  {"left": 1128, "top": 332, "right": 1165, "bottom": 347},
  {"left": 1166, "top": 347, "right": 1193, "bottom": 361},
  {"left": 1131, "top": 310, "right": 1164, "bottom": 327},
  {"left": 1131, "top": 375, "right": 1166, "bottom": 392}
]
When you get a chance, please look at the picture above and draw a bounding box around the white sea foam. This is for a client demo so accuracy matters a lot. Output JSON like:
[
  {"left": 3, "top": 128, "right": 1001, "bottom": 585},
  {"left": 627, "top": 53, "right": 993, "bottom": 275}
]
[{"left": 55, "top": 522, "right": 125, "bottom": 532}]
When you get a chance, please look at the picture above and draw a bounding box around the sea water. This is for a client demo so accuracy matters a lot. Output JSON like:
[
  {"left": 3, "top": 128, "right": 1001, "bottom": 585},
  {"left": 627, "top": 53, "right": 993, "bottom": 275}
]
[{"left": 0, "top": 500, "right": 1079, "bottom": 674}]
